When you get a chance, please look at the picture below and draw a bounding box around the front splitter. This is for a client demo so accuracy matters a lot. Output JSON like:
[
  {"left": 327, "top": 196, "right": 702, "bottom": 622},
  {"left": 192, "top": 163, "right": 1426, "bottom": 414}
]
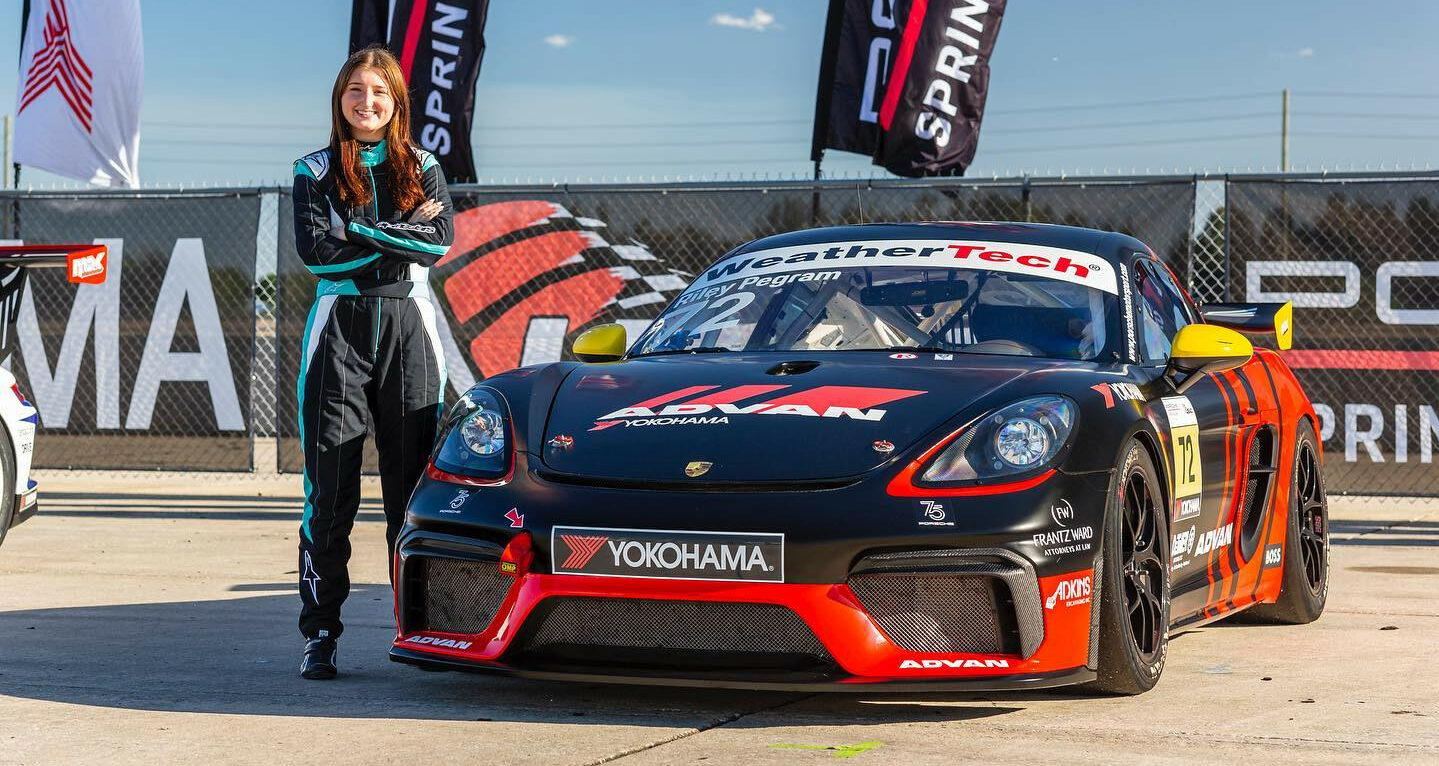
[{"left": 389, "top": 647, "right": 1096, "bottom": 693}]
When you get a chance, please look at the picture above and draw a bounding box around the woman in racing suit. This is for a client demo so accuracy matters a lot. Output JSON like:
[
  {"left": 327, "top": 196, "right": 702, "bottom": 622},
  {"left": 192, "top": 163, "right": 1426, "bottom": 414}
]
[{"left": 291, "top": 45, "right": 453, "bottom": 679}]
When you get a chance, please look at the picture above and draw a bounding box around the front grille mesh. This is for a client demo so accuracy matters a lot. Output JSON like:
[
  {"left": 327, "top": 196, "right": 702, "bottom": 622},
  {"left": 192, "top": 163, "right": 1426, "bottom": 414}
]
[
  {"left": 422, "top": 556, "right": 512, "bottom": 634},
  {"left": 848, "top": 571, "right": 1014, "bottom": 654},
  {"left": 517, "top": 597, "right": 830, "bottom": 659}
]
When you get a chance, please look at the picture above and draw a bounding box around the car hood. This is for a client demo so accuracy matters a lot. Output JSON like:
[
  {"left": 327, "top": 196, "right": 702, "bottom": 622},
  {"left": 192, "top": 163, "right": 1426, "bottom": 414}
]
[{"left": 538, "top": 352, "right": 1062, "bottom": 483}]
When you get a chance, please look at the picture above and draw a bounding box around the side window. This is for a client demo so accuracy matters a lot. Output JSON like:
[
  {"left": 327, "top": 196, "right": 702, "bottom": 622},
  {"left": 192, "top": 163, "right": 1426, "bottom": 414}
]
[
  {"left": 1134, "top": 260, "right": 1187, "bottom": 362},
  {"left": 1152, "top": 261, "right": 1200, "bottom": 325}
]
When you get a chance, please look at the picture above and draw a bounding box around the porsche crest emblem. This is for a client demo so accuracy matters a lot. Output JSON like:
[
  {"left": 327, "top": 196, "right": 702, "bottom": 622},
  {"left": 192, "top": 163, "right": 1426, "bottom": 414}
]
[{"left": 684, "top": 461, "right": 713, "bottom": 478}]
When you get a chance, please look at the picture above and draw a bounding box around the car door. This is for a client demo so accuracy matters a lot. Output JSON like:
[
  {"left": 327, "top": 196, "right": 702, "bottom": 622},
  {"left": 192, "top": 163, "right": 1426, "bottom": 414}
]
[{"left": 1130, "top": 258, "right": 1247, "bottom": 620}]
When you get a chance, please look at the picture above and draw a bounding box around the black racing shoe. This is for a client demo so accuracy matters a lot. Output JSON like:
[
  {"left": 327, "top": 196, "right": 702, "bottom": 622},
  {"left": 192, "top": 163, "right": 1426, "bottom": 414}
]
[{"left": 299, "top": 637, "right": 338, "bottom": 680}]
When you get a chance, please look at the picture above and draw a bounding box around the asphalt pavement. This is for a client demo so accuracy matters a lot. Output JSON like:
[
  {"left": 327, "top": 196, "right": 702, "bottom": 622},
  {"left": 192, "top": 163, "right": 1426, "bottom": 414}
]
[{"left": 1, "top": 471, "right": 1435, "bottom": 765}]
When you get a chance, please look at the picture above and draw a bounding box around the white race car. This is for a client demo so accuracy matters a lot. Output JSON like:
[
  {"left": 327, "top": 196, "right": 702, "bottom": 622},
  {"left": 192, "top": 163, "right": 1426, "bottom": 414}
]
[{"left": 0, "top": 244, "right": 108, "bottom": 549}]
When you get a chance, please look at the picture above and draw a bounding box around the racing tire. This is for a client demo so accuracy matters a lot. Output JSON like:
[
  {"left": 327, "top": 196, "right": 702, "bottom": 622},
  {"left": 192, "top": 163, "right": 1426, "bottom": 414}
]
[
  {"left": 1091, "top": 440, "right": 1170, "bottom": 695},
  {"left": 0, "top": 420, "right": 15, "bottom": 550},
  {"left": 1244, "top": 419, "right": 1328, "bottom": 624}
]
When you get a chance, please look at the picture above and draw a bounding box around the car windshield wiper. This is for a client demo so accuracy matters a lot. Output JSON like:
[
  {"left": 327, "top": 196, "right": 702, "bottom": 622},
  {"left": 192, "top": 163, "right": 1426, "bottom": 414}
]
[
  {"left": 630, "top": 347, "right": 733, "bottom": 358},
  {"left": 875, "top": 345, "right": 952, "bottom": 354}
]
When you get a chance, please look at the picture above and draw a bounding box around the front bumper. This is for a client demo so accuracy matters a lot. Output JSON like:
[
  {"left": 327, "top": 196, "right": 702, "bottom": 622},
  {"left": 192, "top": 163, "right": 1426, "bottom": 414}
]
[
  {"left": 389, "top": 529, "right": 1100, "bottom": 689},
  {"left": 9, "top": 482, "right": 37, "bottom": 528}
]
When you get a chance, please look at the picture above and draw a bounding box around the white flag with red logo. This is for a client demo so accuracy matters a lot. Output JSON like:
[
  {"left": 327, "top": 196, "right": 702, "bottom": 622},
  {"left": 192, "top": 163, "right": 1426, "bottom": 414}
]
[{"left": 13, "top": 0, "right": 143, "bottom": 188}]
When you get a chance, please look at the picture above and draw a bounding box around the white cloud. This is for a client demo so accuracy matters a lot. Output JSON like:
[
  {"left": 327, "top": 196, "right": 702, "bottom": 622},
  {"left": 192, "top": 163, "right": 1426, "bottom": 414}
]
[
  {"left": 710, "top": 8, "right": 778, "bottom": 32},
  {"left": 1297, "top": 47, "right": 1315, "bottom": 57},
  {"left": 544, "top": 34, "right": 574, "bottom": 48}
]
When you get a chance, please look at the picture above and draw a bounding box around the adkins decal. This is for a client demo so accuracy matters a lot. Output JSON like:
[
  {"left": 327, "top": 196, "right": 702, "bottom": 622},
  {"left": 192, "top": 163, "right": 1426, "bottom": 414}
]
[
  {"left": 552, "top": 526, "right": 784, "bottom": 583},
  {"left": 1044, "top": 573, "right": 1092, "bottom": 610},
  {"left": 590, "top": 384, "right": 926, "bottom": 431}
]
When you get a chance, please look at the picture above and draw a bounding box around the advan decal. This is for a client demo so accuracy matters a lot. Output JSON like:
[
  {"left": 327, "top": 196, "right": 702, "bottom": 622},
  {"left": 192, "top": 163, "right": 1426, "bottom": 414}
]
[{"left": 589, "top": 384, "right": 926, "bottom": 431}]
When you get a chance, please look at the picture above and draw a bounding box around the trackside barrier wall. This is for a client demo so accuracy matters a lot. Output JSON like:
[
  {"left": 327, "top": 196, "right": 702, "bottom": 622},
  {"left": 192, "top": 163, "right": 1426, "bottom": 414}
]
[{"left": 1, "top": 173, "right": 1435, "bottom": 497}]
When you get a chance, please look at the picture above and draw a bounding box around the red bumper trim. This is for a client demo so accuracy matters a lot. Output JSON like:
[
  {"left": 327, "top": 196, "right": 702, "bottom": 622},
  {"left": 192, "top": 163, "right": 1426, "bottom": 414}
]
[{"left": 394, "top": 569, "right": 1094, "bottom": 682}]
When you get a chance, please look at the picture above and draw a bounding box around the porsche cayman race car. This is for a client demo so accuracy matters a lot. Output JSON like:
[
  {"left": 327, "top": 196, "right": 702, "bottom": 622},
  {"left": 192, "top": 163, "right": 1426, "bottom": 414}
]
[
  {"left": 390, "top": 222, "right": 1329, "bottom": 694},
  {"left": 0, "top": 244, "right": 109, "bottom": 551}
]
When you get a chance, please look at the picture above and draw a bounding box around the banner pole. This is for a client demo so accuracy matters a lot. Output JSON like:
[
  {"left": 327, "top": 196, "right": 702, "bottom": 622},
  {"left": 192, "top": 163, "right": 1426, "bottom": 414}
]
[
  {"left": 810, "top": 155, "right": 822, "bottom": 227},
  {"left": 2, "top": 114, "right": 10, "bottom": 189},
  {"left": 1281, "top": 89, "right": 1290, "bottom": 172}
]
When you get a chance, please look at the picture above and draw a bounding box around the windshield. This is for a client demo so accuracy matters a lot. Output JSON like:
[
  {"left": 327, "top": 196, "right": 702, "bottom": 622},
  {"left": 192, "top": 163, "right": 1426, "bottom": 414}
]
[{"left": 631, "top": 240, "right": 1123, "bottom": 361}]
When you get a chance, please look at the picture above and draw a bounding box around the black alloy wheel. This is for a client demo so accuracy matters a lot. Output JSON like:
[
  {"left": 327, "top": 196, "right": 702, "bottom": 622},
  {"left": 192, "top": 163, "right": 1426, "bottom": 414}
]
[
  {"left": 1092, "top": 441, "right": 1169, "bottom": 695},
  {"left": 1246, "top": 419, "right": 1328, "bottom": 624},
  {"left": 1296, "top": 442, "right": 1327, "bottom": 594},
  {"left": 1121, "top": 470, "right": 1165, "bottom": 662}
]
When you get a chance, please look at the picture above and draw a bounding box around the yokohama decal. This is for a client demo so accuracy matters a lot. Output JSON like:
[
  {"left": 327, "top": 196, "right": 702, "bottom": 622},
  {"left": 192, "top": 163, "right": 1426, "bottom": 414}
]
[
  {"left": 552, "top": 526, "right": 784, "bottom": 583},
  {"left": 558, "top": 534, "right": 607, "bottom": 568}
]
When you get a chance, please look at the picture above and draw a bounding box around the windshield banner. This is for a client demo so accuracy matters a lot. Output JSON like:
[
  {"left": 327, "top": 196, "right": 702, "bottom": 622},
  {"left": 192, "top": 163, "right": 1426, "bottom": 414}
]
[{"left": 684, "top": 240, "right": 1119, "bottom": 295}]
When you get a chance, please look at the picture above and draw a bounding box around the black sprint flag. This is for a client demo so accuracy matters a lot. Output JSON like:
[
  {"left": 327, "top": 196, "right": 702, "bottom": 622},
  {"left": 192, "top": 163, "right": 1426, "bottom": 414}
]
[
  {"left": 348, "top": 0, "right": 389, "bottom": 53},
  {"left": 350, "top": 0, "right": 490, "bottom": 184},
  {"left": 812, "top": 0, "right": 1006, "bottom": 178}
]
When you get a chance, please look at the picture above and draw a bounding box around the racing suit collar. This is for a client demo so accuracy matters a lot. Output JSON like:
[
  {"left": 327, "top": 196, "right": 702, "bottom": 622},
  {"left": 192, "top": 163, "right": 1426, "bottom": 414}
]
[{"left": 358, "top": 139, "right": 388, "bottom": 168}]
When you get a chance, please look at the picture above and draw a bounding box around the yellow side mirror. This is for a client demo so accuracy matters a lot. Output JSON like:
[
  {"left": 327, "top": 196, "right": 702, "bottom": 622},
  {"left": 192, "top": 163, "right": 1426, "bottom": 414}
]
[
  {"left": 1273, "top": 302, "right": 1293, "bottom": 350},
  {"left": 1169, "top": 324, "right": 1253, "bottom": 393},
  {"left": 572, "top": 323, "right": 627, "bottom": 363}
]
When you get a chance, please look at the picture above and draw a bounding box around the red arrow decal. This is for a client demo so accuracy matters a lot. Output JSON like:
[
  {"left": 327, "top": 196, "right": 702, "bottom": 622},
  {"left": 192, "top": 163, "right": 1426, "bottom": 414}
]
[{"left": 504, "top": 508, "right": 524, "bottom": 528}]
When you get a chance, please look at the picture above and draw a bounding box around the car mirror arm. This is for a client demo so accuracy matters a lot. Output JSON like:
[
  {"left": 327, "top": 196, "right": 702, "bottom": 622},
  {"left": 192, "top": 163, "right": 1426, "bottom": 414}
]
[{"left": 1164, "top": 360, "right": 1230, "bottom": 395}]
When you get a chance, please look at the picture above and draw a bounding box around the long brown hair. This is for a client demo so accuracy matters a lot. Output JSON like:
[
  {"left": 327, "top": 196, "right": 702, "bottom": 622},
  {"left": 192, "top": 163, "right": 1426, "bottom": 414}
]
[{"left": 329, "top": 46, "right": 425, "bottom": 211}]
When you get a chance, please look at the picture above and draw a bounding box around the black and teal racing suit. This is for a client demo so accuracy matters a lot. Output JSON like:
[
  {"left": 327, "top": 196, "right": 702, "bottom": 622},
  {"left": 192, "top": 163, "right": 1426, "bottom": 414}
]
[{"left": 291, "top": 140, "right": 453, "bottom": 640}]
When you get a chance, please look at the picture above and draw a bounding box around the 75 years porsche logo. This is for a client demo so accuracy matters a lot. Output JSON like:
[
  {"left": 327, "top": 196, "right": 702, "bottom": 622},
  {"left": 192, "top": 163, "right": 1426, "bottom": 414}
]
[{"left": 684, "top": 461, "right": 712, "bottom": 477}]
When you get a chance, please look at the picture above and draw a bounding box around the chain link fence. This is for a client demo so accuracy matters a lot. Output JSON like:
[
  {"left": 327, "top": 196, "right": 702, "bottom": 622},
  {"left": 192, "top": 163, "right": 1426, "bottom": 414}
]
[{"left": 4, "top": 172, "right": 1437, "bottom": 496}]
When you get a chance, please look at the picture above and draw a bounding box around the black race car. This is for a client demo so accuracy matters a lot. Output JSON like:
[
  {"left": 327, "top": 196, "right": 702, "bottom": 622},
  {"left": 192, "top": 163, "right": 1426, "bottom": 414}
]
[{"left": 390, "top": 222, "right": 1329, "bottom": 694}]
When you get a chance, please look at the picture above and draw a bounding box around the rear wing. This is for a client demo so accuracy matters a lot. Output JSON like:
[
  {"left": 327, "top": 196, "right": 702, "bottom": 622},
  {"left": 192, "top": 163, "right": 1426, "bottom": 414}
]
[
  {"left": 1199, "top": 302, "right": 1292, "bottom": 350},
  {"left": 0, "top": 244, "right": 109, "bottom": 284}
]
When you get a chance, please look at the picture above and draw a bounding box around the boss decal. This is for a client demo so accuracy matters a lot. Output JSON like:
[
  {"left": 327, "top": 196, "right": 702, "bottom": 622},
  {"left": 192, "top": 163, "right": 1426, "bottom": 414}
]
[
  {"left": 1262, "top": 543, "right": 1283, "bottom": 569},
  {"left": 552, "top": 526, "right": 784, "bottom": 583},
  {"left": 1161, "top": 396, "right": 1203, "bottom": 522}
]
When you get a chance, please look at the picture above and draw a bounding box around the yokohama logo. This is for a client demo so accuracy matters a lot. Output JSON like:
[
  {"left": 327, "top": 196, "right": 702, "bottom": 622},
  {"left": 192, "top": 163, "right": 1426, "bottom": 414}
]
[
  {"left": 591, "top": 385, "right": 924, "bottom": 431},
  {"left": 558, "top": 534, "right": 608, "bottom": 568},
  {"left": 553, "top": 526, "right": 784, "bottom": 583},
  {"left": 17, "top": 0, "right": 94, "bottom": 132}
]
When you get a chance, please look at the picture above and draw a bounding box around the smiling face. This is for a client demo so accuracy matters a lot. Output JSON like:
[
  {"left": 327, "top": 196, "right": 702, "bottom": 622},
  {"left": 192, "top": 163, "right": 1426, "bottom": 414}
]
[{"left": 341, "top": 67, "right": 394, "bottom": 142}]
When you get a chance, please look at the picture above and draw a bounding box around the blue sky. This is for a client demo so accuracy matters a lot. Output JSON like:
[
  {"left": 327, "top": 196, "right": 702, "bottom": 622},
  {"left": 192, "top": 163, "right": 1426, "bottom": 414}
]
[{"left": 4, "top": 1, "right": 1439, "bottom": 186}]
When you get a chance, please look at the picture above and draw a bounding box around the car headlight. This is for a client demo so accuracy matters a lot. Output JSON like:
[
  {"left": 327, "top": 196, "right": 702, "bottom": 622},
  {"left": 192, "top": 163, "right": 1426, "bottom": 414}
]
[
  {"left": 431, "top": 387, "right": 511, "bottom": 479},
  {"left": 920, "top": 396, "right": 1075, "bottom": 484}
]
